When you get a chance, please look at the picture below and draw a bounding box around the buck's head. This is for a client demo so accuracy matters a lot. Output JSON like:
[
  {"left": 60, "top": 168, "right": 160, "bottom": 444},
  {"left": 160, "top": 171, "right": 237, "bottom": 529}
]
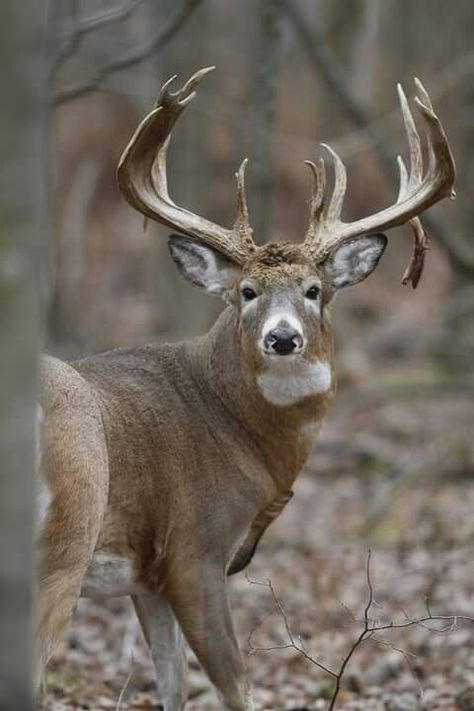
[
  {"left": 167, "top": 234, "right": 386, "bottom": 373},
  {"left": 117, "top": 67, "right": 455, "bottom": 394}
]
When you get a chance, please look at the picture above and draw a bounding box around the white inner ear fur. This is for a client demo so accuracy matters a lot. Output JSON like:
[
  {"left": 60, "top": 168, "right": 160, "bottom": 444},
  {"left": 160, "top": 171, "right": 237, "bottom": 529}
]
[
  {"left": 171, "top": 239, "right": 238, "bottom": 296},
  {"left": 257, "top": 360, "right": 332, "bottom": 406},
  {"left": 199, "top": 248, "right": 236, "bottom": 296},
  {"left": 328, "top": 238, "right": 384, "bottom": 288},
  {"left": 188, "top": 244, "right": 230, "bottom": 294}
]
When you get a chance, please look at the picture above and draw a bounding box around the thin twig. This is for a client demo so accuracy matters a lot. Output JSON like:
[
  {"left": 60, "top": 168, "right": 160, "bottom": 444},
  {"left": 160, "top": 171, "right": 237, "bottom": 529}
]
[
  {"left": 119, "top": 611, "right": 139, "bottom": 666},
  {"left": 49, "top": 0, "right": 80, "bottom": 80},
  {"left": 370, "top": 636, "right": 424, "bottom": 699},
  {"left": 49, "top": 0, "right": 147, "bottom": 79},
  {"left": 246, "top": 572, "right": 338, "bottom": 678},
  {"left": 247, "top": 552, "right": 474, "bottom": 711},
  {"left": 63, "top": 0, "right": 145, "bottom": 38},
  {"left": 53, "top": 0, "right": 203, "bottom": 105},
  {"left": 116, "top": 649, "right": 134, "bottom": 711}
]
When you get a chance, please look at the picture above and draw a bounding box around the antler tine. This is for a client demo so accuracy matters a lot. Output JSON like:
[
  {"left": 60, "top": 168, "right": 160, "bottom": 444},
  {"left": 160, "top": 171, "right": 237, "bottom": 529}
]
[
  {"left": 302, "top": 145, "right": 347, "bottom": 252},
  {"left": 233, "top": 158, "right": 255, "bottom": 251},
  {"left": 411, "top": 78, "right": 437, "bottom": 175},
  {"left": 413, "top": 87, "right": 456, "bottom": 199},
  {"left": 117, "top": 67, "right": 255, "bottom": 265},
  {"left": 305, "top": 159, "right": 326, "bottom": 216},
  {"left": 155, "top": 74, "right": 178, "bottom": 107},
  {"left": 303, "top": 158, "right": 325, "bottom": 247},
  {"left": 397, "top": 154, "right": 409, "bottom": 199},
  {"left": 397, "top": 83, "right": 423, "bottom": 185},
  {"left": 306, "top": 79, "right": 455, "bottom": 267},
  {"left": 321, "top": 143, "right": 347, "bottom": 223},
  {"left": 180, "top": 65, "right": 215, "bottom": 95},
  {"left": 413, "top": 77, "right": 433, "bottom": 112}
]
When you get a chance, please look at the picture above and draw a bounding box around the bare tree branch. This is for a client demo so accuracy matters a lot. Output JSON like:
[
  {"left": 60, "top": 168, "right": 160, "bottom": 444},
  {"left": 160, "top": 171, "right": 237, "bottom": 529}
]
[
  {"left": 61, "top": 0, "right": 145, "bottom": 37},
  {"left": 282, "top": 0, "right": 474, "bottom": 279},
  {"left": 115, "top": 650, "right": 134, "bottom": 711},
  {"left": 49, "top": 0, "right": 147, "bottom": 79},
  {"left": 246, "top": 572, "right": 338, "bottom": 678},
  {"left": 49, "top": 0, "right": 80, "bottom": 79},
  {"left": 247, "top": 551, "right": 474, "bottom": 710},
  {"left": 53, "top": 0, "right": 203, "bottom": 105}
]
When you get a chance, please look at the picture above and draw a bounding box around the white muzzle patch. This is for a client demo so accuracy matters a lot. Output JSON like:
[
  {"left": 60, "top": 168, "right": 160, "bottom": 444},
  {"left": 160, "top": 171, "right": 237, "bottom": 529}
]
[{"left": 259, "top": 310, "right": 305, "bottom": 355}]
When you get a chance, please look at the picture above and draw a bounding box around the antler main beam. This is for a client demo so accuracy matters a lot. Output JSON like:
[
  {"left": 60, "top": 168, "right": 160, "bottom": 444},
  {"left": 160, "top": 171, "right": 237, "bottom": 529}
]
[
  {"left": 117, "top": 67, "right": 256, "bottom": 265},
  {"left": 303, "top": 78, "right": 456, "bottom": 284}
]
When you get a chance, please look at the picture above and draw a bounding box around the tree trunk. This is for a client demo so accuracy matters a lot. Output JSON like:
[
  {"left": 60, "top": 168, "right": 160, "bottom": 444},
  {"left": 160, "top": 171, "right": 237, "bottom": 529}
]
[
  {"left": 249, "top": 0, "right": 284, "bottom": 244},
  {"left": 0, "top": 2, "right": 48, "bottom": 708}
]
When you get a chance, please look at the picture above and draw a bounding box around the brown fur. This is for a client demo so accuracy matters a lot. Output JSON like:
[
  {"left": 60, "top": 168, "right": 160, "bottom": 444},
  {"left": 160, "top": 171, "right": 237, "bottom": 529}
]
[{"left": 37, "top": 357, "right": 109, "bottom": 681}]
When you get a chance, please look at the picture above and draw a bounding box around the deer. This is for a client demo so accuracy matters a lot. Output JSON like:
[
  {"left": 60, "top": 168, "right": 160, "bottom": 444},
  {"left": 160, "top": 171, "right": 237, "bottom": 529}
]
[{"left": 36, "top": 67, "right": 455, "bottom": 710}]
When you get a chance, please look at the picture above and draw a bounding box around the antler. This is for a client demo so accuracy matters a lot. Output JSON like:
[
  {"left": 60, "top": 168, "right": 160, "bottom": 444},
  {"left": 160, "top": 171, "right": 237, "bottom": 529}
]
[
  {"left": 303, "top": 78, "right": 456, "bottom": 285},
  {"left": 117, "top": 67, "right": 256, "bottom": 265}
]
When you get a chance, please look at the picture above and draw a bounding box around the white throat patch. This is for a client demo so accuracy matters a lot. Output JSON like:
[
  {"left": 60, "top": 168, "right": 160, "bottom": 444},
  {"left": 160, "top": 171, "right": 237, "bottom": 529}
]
[{"left": 257, "top": 360, "right": 332, "bottom": 406}]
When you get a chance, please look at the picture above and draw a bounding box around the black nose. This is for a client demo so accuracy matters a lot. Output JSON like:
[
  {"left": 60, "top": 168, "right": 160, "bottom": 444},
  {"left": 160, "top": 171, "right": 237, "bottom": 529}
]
[{"left": 264, "top": 328, "right": 303, "bottom": 356}]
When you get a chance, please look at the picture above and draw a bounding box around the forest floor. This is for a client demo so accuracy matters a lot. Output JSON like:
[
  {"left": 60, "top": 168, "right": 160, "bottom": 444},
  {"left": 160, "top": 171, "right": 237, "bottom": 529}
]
[{"left": 41, "top": 384, "right": 474, "bottom": 711}]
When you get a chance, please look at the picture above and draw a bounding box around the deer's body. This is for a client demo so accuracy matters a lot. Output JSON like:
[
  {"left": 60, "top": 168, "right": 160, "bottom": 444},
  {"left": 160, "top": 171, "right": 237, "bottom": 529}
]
[
  {"left": 38, "top": 299, "right": 334, "bottom": 709},
  {"left": 41, "top": 304, "right": 333, "bottom": 596},
  {"left": 35, "top": 68, "right": 455, "bottom": 710}
]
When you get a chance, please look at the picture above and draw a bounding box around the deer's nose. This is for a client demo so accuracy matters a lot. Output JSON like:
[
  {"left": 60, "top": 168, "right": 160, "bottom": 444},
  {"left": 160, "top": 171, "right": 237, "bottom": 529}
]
[{"left": 264, "top": 328, "right": 304, "bottom": 356}]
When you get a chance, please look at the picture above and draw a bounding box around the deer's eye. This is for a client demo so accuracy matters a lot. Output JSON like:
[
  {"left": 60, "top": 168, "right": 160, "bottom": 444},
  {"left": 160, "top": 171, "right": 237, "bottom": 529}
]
[
  {"left": 242, "top": 287, "right": 257, "bottom": 301},
  {"left": 305, "top": 285, "right": 320, "bottom": 300}
]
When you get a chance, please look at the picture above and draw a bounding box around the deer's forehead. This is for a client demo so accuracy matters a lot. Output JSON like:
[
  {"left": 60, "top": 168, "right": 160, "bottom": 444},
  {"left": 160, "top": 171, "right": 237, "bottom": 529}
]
[{"left": 242, "top": 242, "right": 319, "bottom": 286}]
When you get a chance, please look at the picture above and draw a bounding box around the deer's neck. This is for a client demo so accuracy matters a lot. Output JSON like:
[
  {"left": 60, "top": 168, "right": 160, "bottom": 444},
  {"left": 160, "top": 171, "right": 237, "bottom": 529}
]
[{"left": 187, "top": 307, "right": 335, "bottom": 491}]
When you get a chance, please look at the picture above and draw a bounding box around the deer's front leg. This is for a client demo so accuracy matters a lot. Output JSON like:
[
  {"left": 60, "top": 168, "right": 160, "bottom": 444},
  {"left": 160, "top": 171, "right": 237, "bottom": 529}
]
[
  {"left": 166, "top": 562, "right": 253, "bottom": 711},
  {"left": 132, "top": 593, "right": 188, "bottom": 711}
]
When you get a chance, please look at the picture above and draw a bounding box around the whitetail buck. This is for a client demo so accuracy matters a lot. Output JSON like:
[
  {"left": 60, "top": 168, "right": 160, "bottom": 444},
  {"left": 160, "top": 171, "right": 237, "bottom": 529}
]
[{"left": 36, "top": 67, "right": 455, "bottom": 710}]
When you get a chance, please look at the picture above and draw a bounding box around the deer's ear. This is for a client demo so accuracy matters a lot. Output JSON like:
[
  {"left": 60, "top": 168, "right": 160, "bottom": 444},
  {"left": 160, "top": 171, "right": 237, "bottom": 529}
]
[
  {"left": 323, "top": 234, "right": 387, "bottom": 291},
  {"left": 168, "top": 234, "right": 241, "bottom": 298}
]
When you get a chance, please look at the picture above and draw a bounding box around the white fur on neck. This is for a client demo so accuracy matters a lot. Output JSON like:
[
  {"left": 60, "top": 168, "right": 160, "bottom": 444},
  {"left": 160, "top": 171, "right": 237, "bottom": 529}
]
[{"left": 257, "top": 359, "right": 332, "bottom": 406}]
